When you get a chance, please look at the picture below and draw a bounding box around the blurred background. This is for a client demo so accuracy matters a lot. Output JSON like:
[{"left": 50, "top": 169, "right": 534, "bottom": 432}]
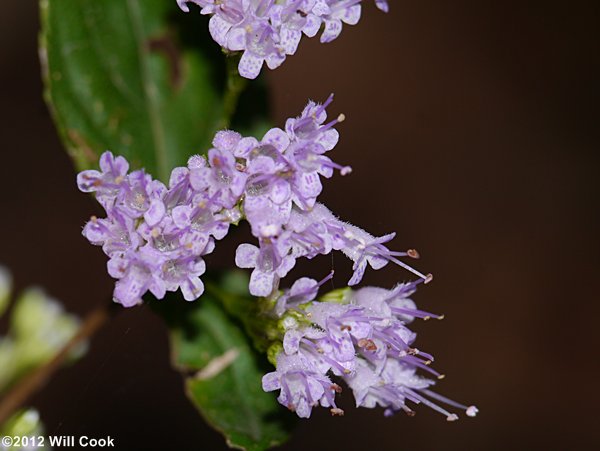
[{"left": 1, "top": 1, "right": 599, "bottom": 449}]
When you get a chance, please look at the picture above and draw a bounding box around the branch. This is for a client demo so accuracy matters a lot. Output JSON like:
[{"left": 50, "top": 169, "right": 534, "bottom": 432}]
[
  {"left": 0, "top": 302, "right": 116, "bottom": 425},
  {"left": 219, "top": 53, "right": 247, "bottom": 129}
]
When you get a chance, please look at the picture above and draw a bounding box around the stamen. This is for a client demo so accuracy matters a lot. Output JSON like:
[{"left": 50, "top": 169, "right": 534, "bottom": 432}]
[
  {"left": 420, "top": 389, "right": 479, "bottom": 418},
  {"left": 316, "top": 270, "right": 335, "bottom": 288},
  {"left": 405, "top": 388, "right": 458, "bottom": 421},
  {"left": 318, "top": 157, "right": 353, "bottom": 175},
  {"left": 390, "top": 306, "right": 443, "bottom": 321}
]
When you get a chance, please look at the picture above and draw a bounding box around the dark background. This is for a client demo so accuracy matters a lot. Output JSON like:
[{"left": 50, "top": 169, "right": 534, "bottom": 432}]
[{"left": 1, "top": 1, "right": 599, "bottom": 450}]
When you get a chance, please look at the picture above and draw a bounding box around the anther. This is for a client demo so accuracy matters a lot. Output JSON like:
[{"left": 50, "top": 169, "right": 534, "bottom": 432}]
[
  {"left": 466, "top": 406, "right": 479, "bottom": 417},
  {"left": 424, "top": 273, "right": 434, "bottom": 284},
  {"left": 423, "top": 315, "right": 431, "bottom": 321},
  {"left": 437, "top": 314, "right": 445, "bottom": 320},
  {"left": 337, "top": 113, "right": 346, "bottom": 122},
  {"left": 402, "top": 406, "right": 416, "bottom": 417},
  {"left": 446, "top": 414, "right": 459, "bottom": 422},
  {"left": 358, "top": 338, "right": 377, "bottom": 352},
  {"left": 340, "top": 166, "right": 352, "bottom": 176},
  {"left": 437, "top": 374, "right": 446, "bottom": 380},
  {"left": 407, "top": 249, "right": 420, "bottom": 259},
  {"left": 330, "top": 408, "right": 345, "bottom": 416}
]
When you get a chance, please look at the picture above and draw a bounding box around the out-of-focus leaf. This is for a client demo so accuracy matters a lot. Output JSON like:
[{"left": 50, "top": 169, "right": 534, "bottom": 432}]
[
  {"left": 0, "top": 408, "right": 50, "bottom": 449},
  {"left": 0, "top": 289, "right": 85, "bottom": 394},
  {"left": 155, "top": 288, "right": 295, "bottom": 451},
  {"left": 40, "top": 0, "right": 226, "bottom": 181}
]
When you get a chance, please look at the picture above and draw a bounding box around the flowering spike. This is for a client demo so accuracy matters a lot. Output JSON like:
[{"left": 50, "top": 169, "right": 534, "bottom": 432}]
[{"left": 77, "top": 93, "right": 476, "bottom": 422}]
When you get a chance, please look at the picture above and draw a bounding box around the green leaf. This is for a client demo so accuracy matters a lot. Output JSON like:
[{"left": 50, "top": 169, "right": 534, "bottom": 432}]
[
  {"left": 40, "top": 0, "right": 226, "bottom": 181},
  {"left": 155, "top": 292, "right": 295, "bottom": 451}
]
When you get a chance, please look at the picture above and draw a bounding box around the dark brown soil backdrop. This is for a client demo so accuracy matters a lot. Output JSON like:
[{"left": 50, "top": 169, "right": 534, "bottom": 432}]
[{"left": 1, "top": 1, "right": 598, "bottom": 450}]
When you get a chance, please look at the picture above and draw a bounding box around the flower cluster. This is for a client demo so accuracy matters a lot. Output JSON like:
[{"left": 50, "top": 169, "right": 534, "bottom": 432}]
[
  {"left": 263, "top": 279, "right": 479, "bottom": 420},
  {"left": 77, "top": 152, "right": 238, "bottom": 307},
  {"left": 79, "top": 95, "right": 428, "bottom": 307},
  {"left": 177, "top": 0, "right": 389, "bottom": 78},
  {"left": 78, "top": 95, "right": 477, "bottom": 421}
]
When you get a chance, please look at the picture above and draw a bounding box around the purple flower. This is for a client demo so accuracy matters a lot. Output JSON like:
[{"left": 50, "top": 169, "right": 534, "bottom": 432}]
[
  {"left": 347, "top": 358, "right": 477, "bottom": 421},
  {"left": 77, "top": 151, "right": 129, "bottom": 208},
  {"left": 318, "top": 1, "right": 362, "bottom": 43},
  {"left": 274, "top": 272, "right": 333, "bottom": 316},
  {"left": 262, "top": 353, "right": 343, "bottom": 418},
  {"left": 235, "top": 239, "right": 295, "bottom": 296},
  {"left": 78, "top": 151, "right": 230, "bottom": 306},
  {"left": 269, "top": 1, "right": 318, "bottom": 55},
  {"left": 286, "top": 203, "right": 431, "bottom": 286},
  {"left": 189, "top": 148, "right": 247, "bottom": 209},
  {"left": 237, "top": 19, "right": 286, "bottom": 80},
  {"left": 172, "top": 192, "right": 232, "bottom": 241},
  {"left": 346, "top": 358, "right": 432, "bottom": 416},
  {"left": 264, "top": 279, "right": 478, "bottom": 420},
  {"left": 160, "top": 255, "right": 206, "bottom": 301},
  {"left": 80, "top": 96, "right": 429, "bottom": 308},
  {"left": 108, "top": 246, "right": 167, "bottom": 307},
  {"left": 115, "top": 169, "right": 166, "bottom": 220},
  {"left": 82, "top": 208, "right": 140, "bottom": 257}
]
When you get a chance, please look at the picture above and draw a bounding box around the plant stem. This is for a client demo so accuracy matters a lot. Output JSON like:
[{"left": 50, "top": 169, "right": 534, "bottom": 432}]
[
  {"left": 220, "top": 53, "right": 247, "bottom": 129},
  {"left": 0, "top": 302, "right": 116, "bottom": 425}
]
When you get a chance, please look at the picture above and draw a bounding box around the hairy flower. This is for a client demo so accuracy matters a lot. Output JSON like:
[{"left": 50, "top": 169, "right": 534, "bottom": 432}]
[
  {"left": 263, "top": 280, "right": 478, "bottom": 420},
  {"left": 262, "top": 353, "right": 342, "bottom": 418}
]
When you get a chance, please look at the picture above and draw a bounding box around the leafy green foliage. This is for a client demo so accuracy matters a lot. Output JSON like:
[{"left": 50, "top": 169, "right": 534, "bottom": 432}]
[
  {"left": 40, "top": 0, "right": 225, "bottom": 181},
  {"left": 155, "top": 288, "right": 295, "bottom": 451}
]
